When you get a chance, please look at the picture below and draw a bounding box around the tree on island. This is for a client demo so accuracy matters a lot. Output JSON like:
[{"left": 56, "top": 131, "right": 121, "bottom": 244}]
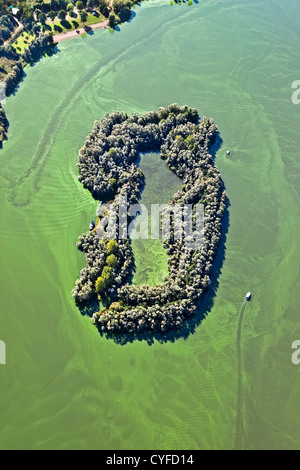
[
  {"left": 72, "top": 105, "right": 227, "bottom": 335},
  {"left": 109, "top": 177, "right": 117, "bottom": 192},
  {"left": 95, "top": 277, "right": 106, "bottom": 295},
  {"left": 95, "top": 266, "right": 113, "bottom": 296},
  {"left": 107, "top": 240, "right": 119, "bottom": 255},
  {"left": 106, "top": 254, "right": 118, "bottom": 269}
]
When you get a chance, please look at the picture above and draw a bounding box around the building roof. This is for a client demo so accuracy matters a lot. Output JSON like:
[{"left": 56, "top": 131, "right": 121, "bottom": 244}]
[{"left": 8, "top": 6, "right": 20, "bottom": 15}]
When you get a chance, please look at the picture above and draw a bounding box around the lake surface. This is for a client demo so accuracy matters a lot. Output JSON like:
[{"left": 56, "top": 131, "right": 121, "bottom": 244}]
[{"left": 1, "top": 0, "right": 300, "bottom": 450}]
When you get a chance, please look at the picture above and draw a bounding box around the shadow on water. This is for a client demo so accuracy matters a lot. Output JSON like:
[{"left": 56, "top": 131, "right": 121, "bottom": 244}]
[
  {"left": 79, "top": 301, "right": 99, "bottom": 318},
  {"left": 109, "top": 9, "right": 136, "bottom": 33},
  {"left": 127, "top": 10, "right": 137, "bottom": 23},
  {"left": 210, "top": 132, "right": 223, "bottom": 161},
  {"left": 108, "top": 27, "right": 118, "bottom": 34},
  {"left": 78, "top": 134, "right": 229, "bottom": 346},
  {"left": 26, "top": 44, "right": 60, "bottom": 68},
  {"left": 5, "top": 69, "right": 27, "bottom": 98}
]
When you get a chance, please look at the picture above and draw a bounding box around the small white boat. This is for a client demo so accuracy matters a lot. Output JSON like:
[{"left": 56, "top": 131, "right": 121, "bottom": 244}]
[{"left": 245, "top": 292, "right": 251, "bottom": 301}]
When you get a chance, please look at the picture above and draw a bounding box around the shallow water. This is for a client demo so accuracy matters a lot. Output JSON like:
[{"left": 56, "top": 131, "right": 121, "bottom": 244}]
[
  {"left": 1, "top": 0, "right": 300, "bottom": 450},
  {"left": 132, "top": 152, "right": 182, "bottom": 286}
]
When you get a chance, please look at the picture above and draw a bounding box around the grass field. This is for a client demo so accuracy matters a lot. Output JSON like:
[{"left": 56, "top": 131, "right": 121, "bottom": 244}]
[
  {"left": 45, "top": 11, "right": 106, "bottom": 34},
  {"left": 12, "top": 31, "right": 35, "bottom": 53}
]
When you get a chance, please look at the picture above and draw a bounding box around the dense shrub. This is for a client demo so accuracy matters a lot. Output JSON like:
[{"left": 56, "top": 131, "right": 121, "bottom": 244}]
[
  {"left": 4, "top": 60, "right": 23, "bottom": 95},
  {"left": 0, "top": 14, "right": 18, "bottom": 44},
  {"left": 22, "top": 32, "right": 50, "bottom": 63},
  {"left": 0, "top": 103, "right": 9, "bottom": 144}
]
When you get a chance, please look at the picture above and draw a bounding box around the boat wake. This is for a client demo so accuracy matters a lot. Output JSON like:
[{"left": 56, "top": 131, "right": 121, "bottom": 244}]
[{"left": 234, "top": 299, "right": 248, "bottom": 450}]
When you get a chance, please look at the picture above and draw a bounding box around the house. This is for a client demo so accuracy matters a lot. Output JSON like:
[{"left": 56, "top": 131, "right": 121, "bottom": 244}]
[{"left": 8, "top": 6, "right": 20, "bottom": 16}]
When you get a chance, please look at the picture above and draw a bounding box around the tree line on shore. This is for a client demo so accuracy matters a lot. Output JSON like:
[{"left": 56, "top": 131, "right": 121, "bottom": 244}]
[
  {"left": 0, "top": 0, "right": 140, "bottom": 143},
  {"left": 0, "top": 32, "right": 53, "bottom": 92},
  {"left": 0, "top": 13, "right": 17, "bottom": 43},
  {"left": 73, "top": 104, "right": 226, "bottom": 335},
  {"left": 0, "top": 30, "right": 54, "bottom": 143}
]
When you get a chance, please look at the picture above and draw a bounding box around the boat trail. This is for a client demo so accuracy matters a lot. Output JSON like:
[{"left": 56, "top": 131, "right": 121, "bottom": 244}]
[{"left": 234, "top": 299, "right": 248, "bottom": 450}]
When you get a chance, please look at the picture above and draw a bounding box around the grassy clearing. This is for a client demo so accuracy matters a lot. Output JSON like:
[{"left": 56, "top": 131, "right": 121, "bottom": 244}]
[
  {"left": 12, "top": 32, "right": 35, "bottom": 53},
  {"left": 45, "top": 11, "right": 106, "bottom": 35},
  {"left": 85, "top": 13, "right": 107, "bottom": 26}
]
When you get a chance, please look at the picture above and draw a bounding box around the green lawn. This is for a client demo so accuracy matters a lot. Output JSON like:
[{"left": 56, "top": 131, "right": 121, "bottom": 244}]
[
  {"left": 45, "top": 11, "right": 106, "bottom": 35},
  {"left": 85, "top": 13, "right": 107, "bottom": 26},
  {"left": 13, "top": 32, "right": 35, "bottom": 53}
]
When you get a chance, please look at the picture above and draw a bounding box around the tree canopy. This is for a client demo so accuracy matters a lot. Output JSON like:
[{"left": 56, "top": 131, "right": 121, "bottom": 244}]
[
  {"left": 79, "top": 10, "right": 88, "bottom": 22},
  {"left": 76, "top": 1, "right": 84, "bottom": 10},
  {"left": 107, "top": 240, "right": 119, "bottom": 255},
  {"left": 58, "top": 9, "right": 67, "bottom": 20}
]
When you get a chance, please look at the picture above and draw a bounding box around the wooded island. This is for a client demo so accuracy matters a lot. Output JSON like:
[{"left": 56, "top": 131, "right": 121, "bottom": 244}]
[{"left": 73, "top": 104, "right": 226, "bottom": 335}]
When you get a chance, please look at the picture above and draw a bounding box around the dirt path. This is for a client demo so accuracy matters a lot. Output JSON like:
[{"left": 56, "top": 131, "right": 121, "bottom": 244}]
[
  {"left": 5, "top": 19, "right": 23, "bottom": 46},
  {"left": 53, "top": 20, "right": 109, "bottom": 43}
]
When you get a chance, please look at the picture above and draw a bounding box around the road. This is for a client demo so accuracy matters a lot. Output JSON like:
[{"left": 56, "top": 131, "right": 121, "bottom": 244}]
[{"left": 4, "top": 18, "right": 23, "bottom": 46}]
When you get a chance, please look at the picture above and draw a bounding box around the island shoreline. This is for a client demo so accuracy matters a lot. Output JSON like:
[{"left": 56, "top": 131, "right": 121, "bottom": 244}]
[{"left": 73, "top": 105, "right": 227, "bottom": 337}]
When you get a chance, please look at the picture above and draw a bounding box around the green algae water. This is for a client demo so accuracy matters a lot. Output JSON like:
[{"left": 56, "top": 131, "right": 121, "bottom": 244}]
[{"left": 1, "top": 0, "right": 300, "bottom": 450}]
